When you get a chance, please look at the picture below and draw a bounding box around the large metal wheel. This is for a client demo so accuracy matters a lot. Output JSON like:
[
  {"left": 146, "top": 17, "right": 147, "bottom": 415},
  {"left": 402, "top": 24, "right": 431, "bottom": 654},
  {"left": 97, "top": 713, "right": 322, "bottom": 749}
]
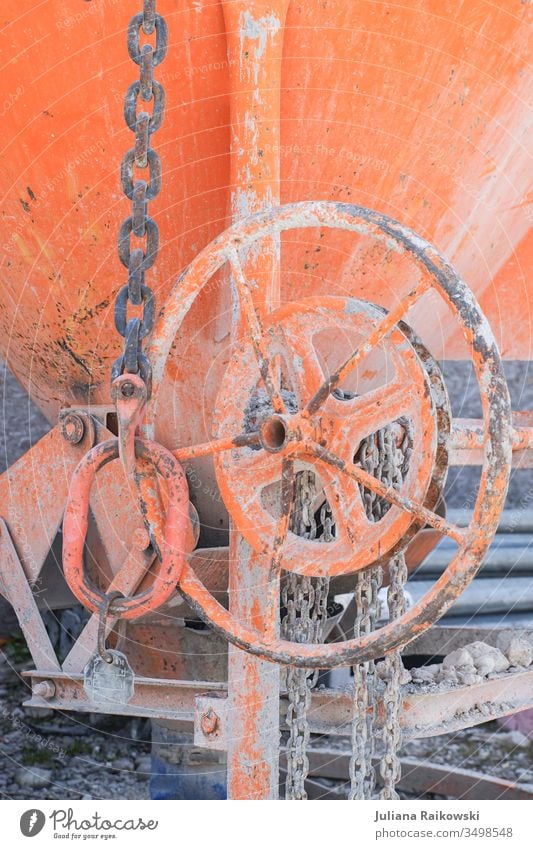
[{"left": 146, "top": 201, "right": 512, "bottom": 667}]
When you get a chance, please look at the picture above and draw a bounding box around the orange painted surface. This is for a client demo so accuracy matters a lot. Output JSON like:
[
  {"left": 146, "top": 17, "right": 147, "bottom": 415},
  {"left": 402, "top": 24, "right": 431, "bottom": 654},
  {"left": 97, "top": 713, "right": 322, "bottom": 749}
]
[{"left": 0, "top": 1, "right": 530, "bottom": 426}]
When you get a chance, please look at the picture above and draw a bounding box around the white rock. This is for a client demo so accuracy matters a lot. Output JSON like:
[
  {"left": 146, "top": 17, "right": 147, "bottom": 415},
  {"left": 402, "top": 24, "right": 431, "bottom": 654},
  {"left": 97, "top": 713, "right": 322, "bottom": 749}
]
[
  {"left": 442, "top": 648, "right": 475, "bottom": 671},
  {"left": 400, "top": 667, "right": 412, "bottom": 685},
  {"left": 112, "top": 757, "right": 134, "bottom": 772},
  {"left": 456, "top": 669, "right": 482, "bottom": 686},
  {"left": 375, "top": 660, "right": 411, "bottom": 684},
  {"left": 463, "top": 642, "right": 509, "bottom": 677},
  {"left": 497, "top": 633, "right": 533, "bottom": 668},
  {"left": 411, "top": 664, "right": 441, "bottom": 684},
  {"left": 506, "top": 730, "right": 530, "bottom": 748},
  {"left": 15, "top": 767, "right": 51, "bottom": 789},
  {"left": 438, "top": 667, "right": 459, "bottom": 685}
]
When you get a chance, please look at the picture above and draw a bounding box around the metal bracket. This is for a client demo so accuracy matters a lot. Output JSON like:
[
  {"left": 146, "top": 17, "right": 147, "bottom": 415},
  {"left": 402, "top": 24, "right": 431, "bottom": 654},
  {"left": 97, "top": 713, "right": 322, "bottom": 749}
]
[{"left": 0, "top": 520, "right": 60, "bottom": 671}]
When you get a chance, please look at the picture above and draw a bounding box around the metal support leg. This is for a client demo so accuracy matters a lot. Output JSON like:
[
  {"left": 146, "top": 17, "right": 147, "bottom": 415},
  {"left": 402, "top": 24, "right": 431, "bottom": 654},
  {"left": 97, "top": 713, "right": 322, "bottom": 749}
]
[{"left": 226, "top": 535, "right": 280, "bottom": 799}]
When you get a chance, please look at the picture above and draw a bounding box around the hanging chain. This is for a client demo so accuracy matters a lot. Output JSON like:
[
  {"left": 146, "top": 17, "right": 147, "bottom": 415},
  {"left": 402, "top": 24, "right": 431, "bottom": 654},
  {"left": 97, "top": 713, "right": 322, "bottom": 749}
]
[
  {"left": 379, "top": 552, "right": 408, "bottom": 800},
  {"left": 349, "top": 419, "right": 411, "bottom": 800},
  {"left": 282, "top": 470, "right": 330, "bottom": 800},
  {"left": 378, "top": 420, "right": 411, "bottom": 800},
  {"left": 349, "top": 565, "right": 382, "bottom": 799},
  {"left": 111, "top": 1, "right": 168, "bottom": 397}
]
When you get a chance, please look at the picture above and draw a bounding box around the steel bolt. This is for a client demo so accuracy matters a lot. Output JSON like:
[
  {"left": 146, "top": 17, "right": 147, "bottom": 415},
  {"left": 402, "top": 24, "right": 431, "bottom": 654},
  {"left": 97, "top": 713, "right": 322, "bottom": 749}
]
[
  {"left": 132, "top": 527, "right": 151, "bottom": 551},
  {"left": 200, "top": 707, "right": 220, "bottom": 737},
  {"left": 120, "top": 381, "right": 136, "bottom": 397},
  {"left": 33, "top": 680, "right": 56, "bottom": 700},
  {"left": 60, "top": 413, "right": 85, "bottom": 444}
]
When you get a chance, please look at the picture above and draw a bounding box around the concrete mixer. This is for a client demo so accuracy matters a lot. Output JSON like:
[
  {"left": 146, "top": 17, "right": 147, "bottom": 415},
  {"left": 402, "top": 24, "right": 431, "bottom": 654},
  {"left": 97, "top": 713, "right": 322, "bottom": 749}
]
[{"left": 0, "top": 0, "right": 531, "bottom": 800}]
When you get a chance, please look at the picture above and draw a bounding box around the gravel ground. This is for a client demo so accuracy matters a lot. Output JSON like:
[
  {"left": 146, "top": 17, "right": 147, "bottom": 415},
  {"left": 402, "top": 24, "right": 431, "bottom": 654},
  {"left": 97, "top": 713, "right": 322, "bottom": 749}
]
[
  {"left": 0, "top": 359, "right": 531, "bottom": 799},
  {"left": 0, "top": 643, "right": 151, "bottom": 801},
  {"left": 403, "top": 725, "right": 533, "bottom": 787},
  {"left": 2, "top": 638, "right": 532, "bottom": 801}
]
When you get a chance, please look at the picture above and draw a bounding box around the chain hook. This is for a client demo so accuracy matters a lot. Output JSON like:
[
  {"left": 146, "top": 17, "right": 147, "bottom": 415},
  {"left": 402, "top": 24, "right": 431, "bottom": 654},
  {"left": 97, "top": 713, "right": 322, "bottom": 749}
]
[{"left": 111, "top": 373, "right": 147, "bottom": 478}]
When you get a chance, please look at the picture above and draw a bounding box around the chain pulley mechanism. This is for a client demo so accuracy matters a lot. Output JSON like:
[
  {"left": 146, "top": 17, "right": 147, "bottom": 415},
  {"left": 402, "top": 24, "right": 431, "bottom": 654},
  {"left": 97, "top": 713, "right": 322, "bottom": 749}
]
[
  {"left": 142, "top": 201, "right": 511, "bottom": 668},
  {"left": 58, "top": 6, "right": 511, "bottom": 799}
]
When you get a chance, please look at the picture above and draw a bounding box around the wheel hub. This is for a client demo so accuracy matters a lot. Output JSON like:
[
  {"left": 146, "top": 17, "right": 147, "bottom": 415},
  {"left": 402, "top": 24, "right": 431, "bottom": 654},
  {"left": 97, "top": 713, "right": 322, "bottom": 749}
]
[{"left": 213, "top": 295, "right": 439, "bottom": 576}]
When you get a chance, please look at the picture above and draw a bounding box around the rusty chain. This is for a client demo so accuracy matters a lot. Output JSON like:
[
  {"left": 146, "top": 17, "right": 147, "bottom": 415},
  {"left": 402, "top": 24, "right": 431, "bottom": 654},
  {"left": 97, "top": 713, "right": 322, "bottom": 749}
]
[
  {"left": 112, "top": 0, "right": 168, "bottom": 397},
  {"left": 282, "top": 470, "right": 329, "bottom": 800},
  {"left": 349, "top": 420, "right": 411, "bottom": 800},
  {"left": 379, "top": 553, "right": 408, "bottom": 800},
  {"left": 349, "top": 565, "right": 382, "bottom": 799},
  {"left": 377, "top": 422, "right": 411, "bottom": 800}
]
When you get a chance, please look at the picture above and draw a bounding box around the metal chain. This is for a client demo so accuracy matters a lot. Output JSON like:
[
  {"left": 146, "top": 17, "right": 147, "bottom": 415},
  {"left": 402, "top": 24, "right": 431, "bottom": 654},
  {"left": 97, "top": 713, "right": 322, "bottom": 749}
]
[
  {"left": 282, "top": 470, "right": 330, "bottom": 800},
  {"left": 349, "top": 420, "right": 411, "bottom": 800},
  {"left": 379, "top": 552, "right": 408, "bottom": 800},
  {"left": 111, "top": 1, "right": 168, "bottom": 397},
  {"left": 377, "top": 421, "right": 410, "bottom": 800},
  {"left": 349, "top": 565, "right": 382, "bottom": 799}
]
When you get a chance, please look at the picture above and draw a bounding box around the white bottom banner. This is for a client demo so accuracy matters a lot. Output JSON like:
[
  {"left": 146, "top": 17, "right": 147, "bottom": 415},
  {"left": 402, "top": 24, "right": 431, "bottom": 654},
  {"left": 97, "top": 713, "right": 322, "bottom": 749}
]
[{"left": 3, "top": 798, "right": 532, "bottom": 848}]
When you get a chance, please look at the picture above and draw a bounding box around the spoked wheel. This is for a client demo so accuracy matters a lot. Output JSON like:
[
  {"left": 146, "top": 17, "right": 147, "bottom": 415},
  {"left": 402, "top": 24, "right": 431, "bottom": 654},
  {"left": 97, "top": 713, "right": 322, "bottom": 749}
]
[
  {"left": 146, "top": 201, "right": 512, "bottom": 668},
  {"left": 213, "top": 295, "right": 450, "bottom": 577}
]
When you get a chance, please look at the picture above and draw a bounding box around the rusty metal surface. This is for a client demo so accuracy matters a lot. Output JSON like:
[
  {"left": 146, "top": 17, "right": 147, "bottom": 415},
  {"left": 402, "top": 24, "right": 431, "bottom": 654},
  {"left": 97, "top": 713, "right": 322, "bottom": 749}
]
[
  {"left": 0, "top": 423, "right": 93, "bottom": 583},
  {"left": 1, "top": 1, "right": 530, "bottom": 433},
  {"left": 220, "top": 0, "right": 291, "bottom": 802},
  {"left": 0, "top": 520, "right": 60, "bottom": 671},
  {"left": 0, "top": 1, "right": 529, "bottom": 802},
  {"left": 111, "top": 0, "right": 167, "bottom": 398},
  {"left": 22, "top": 666, "right": 533, "bottom": 744},
  {"left": 303, "top": 669, "right": 533, "bottom": 740},
  {"left": 215, "top": 296, "right": 439, "bottom": 575},
  {"left": 451, "top": 413, "right": 533, "bottom": 468},
  {"left": 62, "top": 438, "right": 190, "bottom": 619},
  {"left": 24, "top": 671, "right": 225, "bottom": 721},
  {"left": 194, "top": 691, "right": 228, "bottom": 750},
  {"left": 61, "top": 545, "right": 155, "bottom": 674},
  {"left": 143, "top": 200, "right": 512, "bottom": 667}
]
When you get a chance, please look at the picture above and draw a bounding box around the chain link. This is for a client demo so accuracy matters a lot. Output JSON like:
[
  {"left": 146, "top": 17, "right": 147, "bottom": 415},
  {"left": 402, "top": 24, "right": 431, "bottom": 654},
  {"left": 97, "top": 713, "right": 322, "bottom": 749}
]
[
  {"left": 349, "top": 564, "right": 382, "bottom": 799},
  {"left": 112, "top": 1, "right": 168, "bottom": 396},
  {"left": 349, "top": 420, "right": 411, "bottom": 800},
  {"left": 379, "top": 552, "right": 408, "bottom": 800},
  {"left": 282, "top": 470, "right": 330, "bottom": 800}
]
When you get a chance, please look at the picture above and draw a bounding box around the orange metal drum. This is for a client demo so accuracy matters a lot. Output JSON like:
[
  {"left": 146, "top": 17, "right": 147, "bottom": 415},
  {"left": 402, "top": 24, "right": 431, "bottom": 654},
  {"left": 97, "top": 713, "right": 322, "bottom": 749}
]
[{"left": 0, "top": 1, "right": 530, "bottom": 540}]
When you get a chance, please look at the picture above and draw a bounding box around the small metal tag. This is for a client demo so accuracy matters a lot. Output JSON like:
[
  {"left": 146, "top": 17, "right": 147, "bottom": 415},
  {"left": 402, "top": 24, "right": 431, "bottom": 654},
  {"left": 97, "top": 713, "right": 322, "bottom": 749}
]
[{"left": 83, "top": 650, "right": 134, "bottom": 710}]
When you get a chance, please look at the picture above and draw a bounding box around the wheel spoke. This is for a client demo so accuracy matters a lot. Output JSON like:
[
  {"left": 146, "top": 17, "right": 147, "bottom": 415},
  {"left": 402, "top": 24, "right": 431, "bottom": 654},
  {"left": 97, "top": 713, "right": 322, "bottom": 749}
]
[
  {"left": 278, "top": 324, "right": 326, "bottom": 408},
  {"left": 173, "top": 431, "right": 260, "bottom": 462},
  {"left": 310, "top": 443, "right": 464, "bottom": 543},
  {"left": 228, "top": 248, "right": 286, "bottom": 414},
  {"left": 304, "top": 279, "right": 430, "bottom": 417},
  {"left": 321, "top": 466, "right": 367, "bottom": 546},
  {"left": 338, "top": 376, "right": 412, "bottom": 442}
]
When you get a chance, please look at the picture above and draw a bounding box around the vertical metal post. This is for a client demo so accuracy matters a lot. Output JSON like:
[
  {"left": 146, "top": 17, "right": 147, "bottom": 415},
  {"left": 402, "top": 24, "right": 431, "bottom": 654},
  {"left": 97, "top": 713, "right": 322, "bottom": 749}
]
[{"left": 221, "top": 0, "right": 291, "bottom": 799}]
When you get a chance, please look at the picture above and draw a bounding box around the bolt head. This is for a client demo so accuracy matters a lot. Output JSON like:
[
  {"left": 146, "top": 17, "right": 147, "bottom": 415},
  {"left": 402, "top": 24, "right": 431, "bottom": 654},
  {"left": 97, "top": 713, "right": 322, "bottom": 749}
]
[
  {"left": 132, "top": 527, "right": 151, "bottom": 551},
  {"left": 60, "top": 413, "right": 85, "bottom": 444},
  {"left": 33, "top": 680, "right": 56, "bottom": 700},
  {"left": 120, "top": 381, "right": 136, "bottom": 398},
  {"left": 200, "top": 707, "right": 220, "bottom": 736}
]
